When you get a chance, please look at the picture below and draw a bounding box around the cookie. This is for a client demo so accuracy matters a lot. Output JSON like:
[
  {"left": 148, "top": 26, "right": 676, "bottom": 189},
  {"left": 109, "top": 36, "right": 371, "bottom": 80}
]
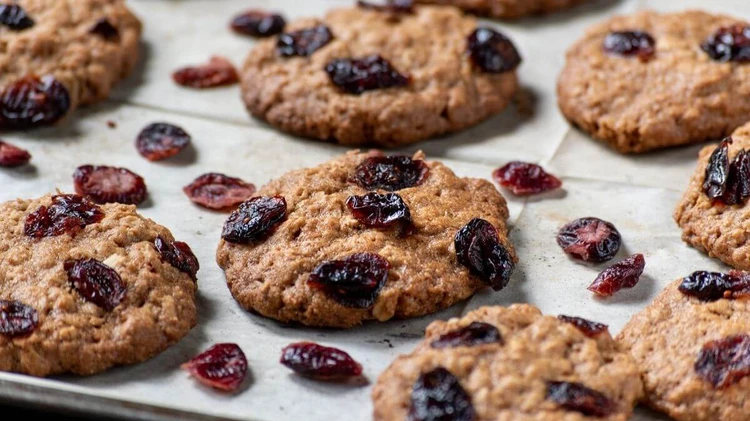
[
  {"left": 373, "top": 304, "right": 644, "bottom": 421},
  {"left": 617, "top": 275, "right": 750, "bottom": 421},
  {"left": 0, "top": 194, "right": 198, "bottom": 377},
  {"left": 0, "top": 0, "right": 141, "bottom": 129},
  {"left": 414, "top": 0, "right": 588, "bottom": 19},
  {"left": 216, "top": 151, "right": 517, "bottom": 328},
  {"left": 557, "top": 11, "right": 750, "bottom": 153},
  {"left": 240, "top": 5, "right": 520, "bottom": 147}
]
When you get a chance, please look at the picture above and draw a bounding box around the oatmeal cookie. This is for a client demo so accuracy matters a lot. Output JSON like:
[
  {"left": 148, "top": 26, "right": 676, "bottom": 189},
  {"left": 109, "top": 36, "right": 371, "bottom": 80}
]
[{"left": 414, "top": 0, "right": 589, "bottom": 19}]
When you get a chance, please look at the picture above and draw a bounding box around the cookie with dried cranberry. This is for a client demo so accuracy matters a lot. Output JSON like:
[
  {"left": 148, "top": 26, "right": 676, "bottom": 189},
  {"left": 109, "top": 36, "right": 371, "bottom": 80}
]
[
  {"left": 414, "top": 0, "right": 589, "bottom": 19},
  {"left": 0, "top": 0, "right": 141, "bottom": 129},
  {"left": 216, "top": 151, "right": 516, "bottom": 328},
  {"left": 373, "top": 304, "right": 643, "bottom": 421},
  {"left": 0, "top": 194, "right": 198, "bottom": 377},
  {"left": 558, "top": 11, "right": 750, "bottom": 153},
  {"left": 240, "top": 5, "right": 519, "bottom": 147},
  {"left": 617, "top": 274, "right": 750, "bottom": 421}
]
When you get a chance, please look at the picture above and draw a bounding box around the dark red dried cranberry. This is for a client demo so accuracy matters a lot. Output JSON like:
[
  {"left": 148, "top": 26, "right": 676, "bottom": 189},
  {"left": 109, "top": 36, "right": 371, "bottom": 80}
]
[
  {"left": 467, "top": 28, "right": 522, "bottom": 73},
  {"left": 277, "top": 25, "right": 333, "bottom": 57},
  {"left": 182, "top": 343, "right": 248, "bottom": 392},
  {"left": 357, "top": 0, "right": 414, "bottom": 13},
  {"left": 183, "top": 173, "right": 256, "bottom": 210},
  {"left": 695, "top": 335, "right": 750, "bottom": 389},
  {"left": 89, "top": 18, "right": 119, "bottom": 40},
  {"left": 0, "top": 75, "right": 71, "bottom": 129},
  {"left": 230, "top": 10, "right": 286, "bottom": 37},
  {"left": 703, "top": 139, "right": 750, "bottom": 206},
  {"left": 455, "top": 218, "right": 514, "bottom": 291},
  {"left": 493, "top": 161, "right": 562, "bottom": 196},
  {"left": 723, "top": 149, "right": 750, "bottom": 205},
  {"left": 221, "top": 196, "right": 287, "bottom": 244},
  {"left": 64, "top": 258, "right": 126, "bottom": 311},
  {"left": 351, "top": 156, "right": 429, "bottom": 191},
  {"left": 588, "top": 254, "right": 645, "bottom": 297},
  {"left": 73, "top": 165, "right": 148, "bottom": 205},
  {"left": 408, "top": 367, "right": 475, "bottom": 421},
  {"left": 678, "top": 270, "right": 750, "bottom": 302},
  {"left": 172, "top": 56, "right": 239, "bottom": 89},
  {"left": 702, "top": 25, "right": 750, "bottom": 63},
  {"left": 0, "top": 300, "right": 38, "bottom": 337},
  {"left": 430, "top": 322, "right": 503, "bottom": 349},
  {"left": 280, "top": 342, "right": 363, "bottom": 380},
  {"left": 308, "top": 253, "right": 390, "bottom": 308},
  {"left": 24, "top": 194, "right": 104, "bottom": 238},
  {"left": 0, "top": 4, "right": 34, "bottom": 30},
  {"left": 546, "top": 381, "right": 615, "bottom": 417},
  {"left": 0, "top": 140, "right": 31, "bottom": 167},
  {"left": 154, "top": 236, "right": 199, "bottom": 281},
  {"left": 703, "top": 138, "right": 731, "bottom": 200},
  {"left": 558, "top": 315, "right": 609, "bottom": 338},
  {"left": 557, "top": 217, "right": 621, "bottom": 263},
  {"left": 325, "top": 55, "right": 409, "bottom": 95},
  {"left": 346, "top": 192, "right": 412, "bottom": 234},
  {"left": 603, "top": 31, "right": 656, "bottom": 61},
  {"left": 136, "top": 122, "right": 191, "bottom": 162}
]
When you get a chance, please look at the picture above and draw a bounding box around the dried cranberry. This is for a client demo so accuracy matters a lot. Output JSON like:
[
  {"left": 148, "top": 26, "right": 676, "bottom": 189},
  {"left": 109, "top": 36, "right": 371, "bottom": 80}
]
[
  {"left": 351, "top": 156, "right": 429, "bottom": 191},
  {"left": 678, "top": 271, "right": 750, "bottom": 301},
  {"left": 546, "top": 381, "right": 615, "bottom": 417},
  {"left": 325, "top": 55, "right": 409, "bottom": 95},
  {"left": 183, "top": 173, "right": 256, "bottom": 210},
  {"left": 135, "top": 122, "right": 191, "bottom": 162},
  {"left": 702, "top": 25, "right": 750, "bottom": 63},
  {"left": 0, "top": 140, "right": 31, "bottom": 167},
  {"left": 0, "top": 75, "right": 71, "bottom": 129},
  {"left": 24, "top": 194, "right": 104, "bottom": 238},
  {"left": 182, "top": 343, "right": 248, "bottom": 392},
  {"left": 467, "top": 28, "right": 522, "bottom": 73},
  {"left": 724, "top": 149, "right": 750, "bottom": 205},
  {"left": 455, "top": 218, "right": 514, "bottom": 291},
  {"left": 408, "top": 367, "right": 475, "bottom": 421},
  {"left": 703, "top": 138, "right": 731, "bottom": 200},
  {"left": 0, "top": 4, "right": 34, "bottom": 30},
  {"left": 493, "top": 161, "right": 562, "bottom": 196},
  {"left": 703, "top": 139, "right": 750, "bottom": 206},
  {"left": 280, "top": 342, "right": 362, "bottom": 380},
  {"left": 221, "top": 196, "right": 287, "bottom": 244},
  {"left": 154, "top": 236, "right": 199, "bottom": 281},
  {"left": 230, "top": 10, "right": 286, "bottom": 37},
  {"left": 346, "top": 192, "right": 412, "bottom": 234},
  {"left": 64, "top": 258, "right": 126, "bottom": 311},
  {"left": 695, "top": 335, "right": 750, "bottom": 389},
  {"left": 277, "top": 25, "right": 333, "bottom": 57},
  {"left": 587, "top": 253, "right": 645, "bottom": 297},
  {"left": 308, "top": 253, "right": 390, "bottom": 308},
  {"left": 89, "top": 18, "right": 119, "bottom": 40},
  {"left": 558, "top": 315, "right": 609, "bottom": 338},
  {"left": 0, "top": 300, "right": 38, "bottom": 337},
  {"left": 73, "top": 165, "right": 148, "bottom": 205},
  {"left": 172, "top": 56, "right": 239, "bottom": 89},
  {"left": 430, "top": 322, "right": 503, "bottom": 349},
  {"left": 357, "top": 0, "right": 414, "bottom": 13},
  {"left": 557, "top": 217, "right": 621, "bottom": 263},
  {"left": 603, "top": 31, "right": 656, "bottom": 61}
]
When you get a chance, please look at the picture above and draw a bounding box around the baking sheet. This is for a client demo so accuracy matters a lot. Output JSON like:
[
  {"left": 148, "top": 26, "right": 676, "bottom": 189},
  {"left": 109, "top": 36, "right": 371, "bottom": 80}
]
[{"left": 0, "top": 0, "right": 747, "bottom": 420}]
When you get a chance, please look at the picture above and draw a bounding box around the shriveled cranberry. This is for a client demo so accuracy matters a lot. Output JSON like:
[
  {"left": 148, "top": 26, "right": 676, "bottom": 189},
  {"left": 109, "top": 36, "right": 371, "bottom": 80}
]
[
  {"left": 430, "top": 322, "right": 503, "bottom": 349},
  {"left": 357, "top": 0, "right": 414, "bottom": 13},
  {"left": 723, "top": 149, "right": 750, "bottom": 205},
  {"left": 64, "top": 258, "right": 126, "bottom": 311},
  {"left": 221, "top": 196, "right": 287, "bottom": 244},
  {"left": 351, "top": 156, "right": 429, "bottom": 191},
  {"left": 154, "top": 236, "right": 199, "bottom": 281},
  {"left": 89, "top": 18, "right": 119, "bottom": 40},
  {"left": 467, "top": 28, "right": 522, "bottom": 73},
  {"left": 558, "top": 315, "right": 609, "bottom": 338},
  {"left": 603, "top": 31, "right": 656, "bottom": 61},
  {"left": 325, "top": 55, "right": 409, "bottom": 95},
  {"left": 182, "top": 343, "right": 248, "bottom": 392},
  {"left": 173, "top": 56, "right": 239, "bottom": 89},
  {"left": 24, "top": 194, "right": 104, "bottom": 238},
  {"left": 409, "top": 367, "right": 475, "bottom": 421},
  {"left": 277, "top": 25, "right": 333, "bottom": 57},
  {"left": 346, "top": 192, "right": 412, "bottom": 234},
  {"left": 136, "top": 122, "right": 191, "bottom": 162},
  {"left": 183, "top": 173, "right": 256, "bottom": 210},
  {"left": 308, "top": 253, "right": 390, "bottom": 308},
  {"left": 455, "top": 218, "right": 514, "bottom": 291},
  {"left": 695, "top": 335, "right": 750, "bottom": 389},
  {"left": 546, "top": 381, "right": 615, "bottom": 417},
  {"left": 557, "top": 217, "right": 621, "bottom": 263},
  {"left": 73, "top": 165, "right": 148, "bottom": 205},
  {"left": 0, "top": 4, "right": 34, "bottom": 30},
  {"left": 0, "top": 140, "right": 31, "bottom": 167},
  {"left": 703, "top": 139, "right": 731, "bottom": 200},
  {"left": 0, "top": 300, "right": 38, "bottom": 337},
  {"left": 493, "top": 161, "right": 562, "bottom": 196},
  {"left": 679, "top": 270, "right": 750, "bottom": 301},
  {"left": 702, "top": 25, "right": 750, "bottom": 63},
  {"left": 588, "top": 254, "right": 645, "bottom": 297},
  {"left": 230, "top": 10, "right": 286, "bottom": 37},
  {"left": 280, "top": 342, "right": 363, "bottom": 380},
  {"left": 703, "top": 139, "right": 750, "bottom": 206},
  {"left": 0, "top": 75, "right": 71, "bottom": 129}
]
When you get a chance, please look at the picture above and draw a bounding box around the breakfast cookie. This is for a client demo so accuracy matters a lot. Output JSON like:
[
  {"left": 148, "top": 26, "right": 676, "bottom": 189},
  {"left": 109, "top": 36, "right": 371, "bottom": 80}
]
[
  {"left": 240, "top": 5, "right": 520, "bottom": 147},
  {"left": 413, "top": 0, "right": 589, "bottom": 19},
  {"left": 373, "top": 304, "right": 643, "bottom": 421},
  {"left": 558, "top": 10, "right": 750, "bottom": 153},
  {"left": 617, "top": 273, "right": 750, "bottom": 421},
  {"left": 0, "top": 0, "right": 141, "bottom": 129},
  {"left": 0, "top": 194, "right": 198, "bottom": 377},
  {"left": 216, "top": 151, "right": 517, "bottom": 328}
]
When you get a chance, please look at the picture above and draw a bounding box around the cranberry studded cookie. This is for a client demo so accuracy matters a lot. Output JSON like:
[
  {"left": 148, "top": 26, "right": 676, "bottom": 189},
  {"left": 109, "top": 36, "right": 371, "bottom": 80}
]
[
  {"left": 0, "top": 0, "right": 141, "bottom": 129},
  {"left": 216, "top": 151, "right": 517, "bottom": 328},
  {"left": 413, "top": 0, "right": 589, "bottom": 19},
  {"left": 0, "top": 194, "right": 198, "bottom": 376},
  {"left": 373, "top": 304, "right": 644, "bottom": 420},
  {"left": 617, "top": 273, "right": 750, "bottom": 421},
  {"left": 558, "top": 11, "right": 750, "bottom": 153},
  {"left": 240, "top": 3, "right": 520, "bottom": 146}
]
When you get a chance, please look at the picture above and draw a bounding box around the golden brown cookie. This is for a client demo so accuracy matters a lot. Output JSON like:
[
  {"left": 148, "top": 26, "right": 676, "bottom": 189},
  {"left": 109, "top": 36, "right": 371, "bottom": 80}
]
[{"left": 414, "top": 0, "right": 589, "bottom": 19}]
